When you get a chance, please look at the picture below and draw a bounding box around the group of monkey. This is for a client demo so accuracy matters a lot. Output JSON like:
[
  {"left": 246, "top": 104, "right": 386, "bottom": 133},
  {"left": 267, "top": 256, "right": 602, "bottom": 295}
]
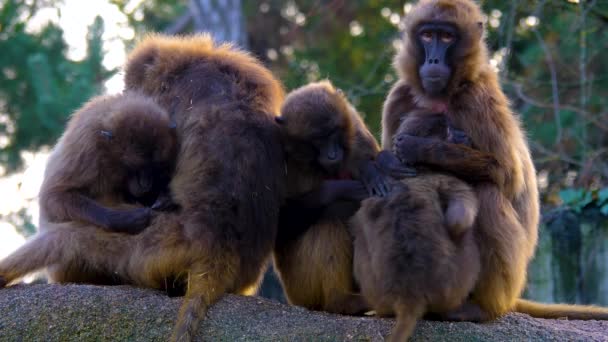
[{"left": 1, "top": 0, "right": 607, "bottom": 341}]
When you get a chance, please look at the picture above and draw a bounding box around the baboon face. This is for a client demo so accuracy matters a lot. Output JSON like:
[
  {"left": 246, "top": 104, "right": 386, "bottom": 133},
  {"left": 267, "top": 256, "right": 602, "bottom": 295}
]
[{"left": 415, "top": 22, "right": 458, "bottom": 96}]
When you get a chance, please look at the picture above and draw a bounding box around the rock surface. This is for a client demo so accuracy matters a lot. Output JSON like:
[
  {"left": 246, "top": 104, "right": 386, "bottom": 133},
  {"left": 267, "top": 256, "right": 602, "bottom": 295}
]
[{"left": 0, "top": 284, "right": 607, "bottom": 341}]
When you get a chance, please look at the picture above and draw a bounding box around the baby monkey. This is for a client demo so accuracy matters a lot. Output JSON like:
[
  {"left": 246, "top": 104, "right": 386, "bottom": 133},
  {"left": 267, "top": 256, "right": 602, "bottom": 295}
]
[
  {"left": 39, "top": 91, "right": 178, "bottom": 234},
  {"left": 352, "top": 112, "right": 481, "bottom": 341}
]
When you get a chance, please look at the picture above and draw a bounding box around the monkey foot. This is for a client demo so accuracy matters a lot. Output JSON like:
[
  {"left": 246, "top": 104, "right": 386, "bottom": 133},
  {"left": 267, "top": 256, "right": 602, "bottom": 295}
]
[
  {"left": 0, "top": 275, "right": 7, "bottom": 288},
  {"left": 427, "top": 301, "right": 490, "bottom": 322}
]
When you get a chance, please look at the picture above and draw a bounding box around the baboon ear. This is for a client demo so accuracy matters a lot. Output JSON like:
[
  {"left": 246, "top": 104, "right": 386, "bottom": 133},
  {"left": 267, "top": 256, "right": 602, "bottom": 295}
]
[
  {"left": 275, "top": 116, "right": 285, "bottom": 125},
  {"left": 100, "top": 130, "right": 113, "bottom": 140}
]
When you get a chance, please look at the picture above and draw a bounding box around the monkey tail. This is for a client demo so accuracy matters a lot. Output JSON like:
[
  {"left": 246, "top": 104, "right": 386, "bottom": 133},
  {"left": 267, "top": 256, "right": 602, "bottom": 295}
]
[
  {"left": 514, "top": 299, "right": 608, "bottom": 320},
  {"left": 171, "top": 257, "right": 236, "bottom": 342},
  {"left": 388, "top": 302, "right": 423, "bottom": 342},
  {"left": 171, "top": 293, "right": 211, "bottom": 342}
]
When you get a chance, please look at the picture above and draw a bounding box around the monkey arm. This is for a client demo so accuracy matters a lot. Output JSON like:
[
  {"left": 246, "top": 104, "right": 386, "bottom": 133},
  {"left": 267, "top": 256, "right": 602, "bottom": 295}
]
[
  {"left": 375, "top": 150, "right": 417, "bottom": 179},
  {"left": 393, "top": 134, "right": 500, "bottom": 184},
  {"left": 42, "top": 191, "right": 151, "bottom": 234},
  {"left": 381, "top": 81, "right": 417, "bottom": 148},
  {"left": 277, "top": 180, "right": 368, "bottom": 243},
  {"left": 290, "top": 180, "right": 369, "bottom": 208}
]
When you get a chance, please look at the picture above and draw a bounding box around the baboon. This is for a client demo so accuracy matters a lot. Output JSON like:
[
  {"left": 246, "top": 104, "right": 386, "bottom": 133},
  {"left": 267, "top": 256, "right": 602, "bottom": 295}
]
[
  {"left": 353, "top": 112, "right": 481, "bottom": 341},
  {"left": 353, "top": 175, "right": 480, "bottom": 342},
  {"left": 38, "top": 91, "right": 178, "bottom": 236},
  {"left": 274, "top": 81, "right": 414, "bottom": 315},
  {"left": 0, "top": 34, "right": 287, "bottom": 341},
  {"left": 383, "top": 0, "right": 608, "bottom": 320}
]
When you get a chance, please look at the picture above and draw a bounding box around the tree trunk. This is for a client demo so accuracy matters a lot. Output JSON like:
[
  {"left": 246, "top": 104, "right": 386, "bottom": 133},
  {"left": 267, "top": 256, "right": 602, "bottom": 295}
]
[{"left": 188, "top": 0, "right": 247, "bottom": 47}]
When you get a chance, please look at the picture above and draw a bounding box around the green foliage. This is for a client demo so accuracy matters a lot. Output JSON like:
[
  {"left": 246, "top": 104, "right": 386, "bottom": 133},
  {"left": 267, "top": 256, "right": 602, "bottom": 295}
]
[
  {"left": 0, "top": 0, "right": 114, "bottom": 173},
  {"left": 560, "top": 187, "right": 608, "bottom": 215}
]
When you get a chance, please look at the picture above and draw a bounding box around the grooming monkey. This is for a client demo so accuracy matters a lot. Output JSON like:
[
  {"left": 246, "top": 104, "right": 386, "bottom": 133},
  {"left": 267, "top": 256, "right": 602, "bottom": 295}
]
[
  {"left": 384, "top": 0, "right": 608, "bottom": 321},
  {"left": 39, "top": 91, "right": 178, "bottom": 235},
  {"left": 274, "top": 80, "right": 414, "bottom": 315},
  {"left": 0, "top": 34, "right": 287, "bottom": 341}
]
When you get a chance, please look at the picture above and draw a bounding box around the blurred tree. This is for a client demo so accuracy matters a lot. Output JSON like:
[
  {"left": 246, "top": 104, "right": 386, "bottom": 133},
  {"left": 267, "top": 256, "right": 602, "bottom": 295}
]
[
  {"left": 0, "top": 0, "right": 114, "bottom": 235},
  {"left": 112, "top": 0, "right": 246, "bottom": 46},
  {"left": 0, "top": 0, "right": 114, "bottom": 173}
]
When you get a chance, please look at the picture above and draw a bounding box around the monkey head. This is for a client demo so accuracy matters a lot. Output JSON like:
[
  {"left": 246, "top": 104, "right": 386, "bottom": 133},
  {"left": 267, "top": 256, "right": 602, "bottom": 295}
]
[
  {"left": 416, "top": 22, "right": 458, "bottom": 95},
  {"left": 124, "top": 34, "right": 285, "bottom": 116},
  {"left": 276, "top": 81, "right": 355, "bottom": 175},
  {"left": 99, "top": 93, "right": 178, "bottom": 197},
  {"left": 397, "top": 0, "right": 487, "bottom": 98}
]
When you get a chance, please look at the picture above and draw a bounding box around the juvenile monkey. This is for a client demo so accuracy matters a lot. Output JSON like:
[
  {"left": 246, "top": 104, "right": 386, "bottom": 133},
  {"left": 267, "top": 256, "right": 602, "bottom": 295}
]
[
  {"left": 384, "top": 0, "right": 608, "bottom": 320},
  {"left": 0, "top": 34, "right": 287, "bottom": 342},
  {"left": 353, "top": 112, "right": 481, "bottom": 341},
  {"left": 274, "top": 80, "right": 414, "bottom": 315},
  {"left": 39, "top": 91, "right": 178, "bottom": 235}
]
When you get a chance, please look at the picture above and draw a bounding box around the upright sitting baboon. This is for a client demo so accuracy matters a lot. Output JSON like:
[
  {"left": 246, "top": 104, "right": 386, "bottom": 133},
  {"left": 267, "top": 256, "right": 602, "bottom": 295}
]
[
  {"left": 384, "top": 0, "right": 608, "bottom": 320},
  {"left": 0, "top": 34, "right": 288, "bottom": 341}
]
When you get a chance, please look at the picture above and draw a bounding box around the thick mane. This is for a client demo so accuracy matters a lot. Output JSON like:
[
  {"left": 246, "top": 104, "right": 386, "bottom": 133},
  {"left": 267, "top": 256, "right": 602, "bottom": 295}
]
[
  {"left": 124, "top": 33, "right": 285, "bottom": 116},
  {"left": 396, "top": 0, "right": 490, "bottom": 100}
]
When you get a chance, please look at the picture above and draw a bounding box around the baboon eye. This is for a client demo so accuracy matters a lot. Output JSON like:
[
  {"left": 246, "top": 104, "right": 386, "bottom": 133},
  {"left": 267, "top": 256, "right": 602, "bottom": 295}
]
[
  {"left": 440, "top": 32, "right": 454, "bottom": 43},
  {"left": 420, "top": 31, "right": 433, "bottom": 43}
]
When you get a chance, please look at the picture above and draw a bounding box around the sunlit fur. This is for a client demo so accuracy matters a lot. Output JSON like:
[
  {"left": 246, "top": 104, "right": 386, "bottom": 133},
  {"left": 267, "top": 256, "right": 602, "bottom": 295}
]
[
  {"left": 0, "top": 34, "right": 287, "bottom": 342},
  {"left": 274, "top": 80, "right": 378, "bottom": 314},
  {"left": 383, "top": 0, "right": 608, "bottom": 321}
]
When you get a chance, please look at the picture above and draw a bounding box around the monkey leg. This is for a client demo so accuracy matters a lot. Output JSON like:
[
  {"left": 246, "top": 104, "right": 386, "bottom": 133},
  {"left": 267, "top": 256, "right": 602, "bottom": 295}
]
[
  {"left": 435, "top": 175, "right": 479, "bottom": 239},
  {"left": 0, "top": 224, "right": 128, "bottom": 286},
  {"left": 324, "top": 291, "right": 369, "bottom": 316},
  {"left": 467, "top": 186, "right": 529, "bottom": 320},
  {"left": 171, "top": 250, "right": 239, "bottom": 342},
  {"left": 275, "top": 220, "right": 365, "bottom": 314}
]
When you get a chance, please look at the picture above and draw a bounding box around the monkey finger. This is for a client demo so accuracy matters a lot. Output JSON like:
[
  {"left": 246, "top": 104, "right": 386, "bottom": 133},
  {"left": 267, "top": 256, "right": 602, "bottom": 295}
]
[
  {"left": 376, "top": 178, "right": 390, "bottom": 197},
  {"left": 391, "top": 166, "right": 417, "bottom": 178}
]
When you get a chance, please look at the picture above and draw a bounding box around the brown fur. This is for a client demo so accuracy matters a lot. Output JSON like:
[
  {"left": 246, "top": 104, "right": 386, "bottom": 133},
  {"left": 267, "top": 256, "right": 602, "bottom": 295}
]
[
  {"left": 353, "top": 173, "right": 480, "bottom": 341},
  {"left": 353, "top": 110, "right": 481, "bottom": 341},
  {"left": 39, "top": 91, "right": 177, "bottom": 235},
  {"left": 273, "top": 81, "right": 377, "bottom": 314},
  {"left": 0, "top": 34, "right": 287, "bottom": 341},
  {"left": 383, "top": 0, "right": 608, "bottom": 321}
]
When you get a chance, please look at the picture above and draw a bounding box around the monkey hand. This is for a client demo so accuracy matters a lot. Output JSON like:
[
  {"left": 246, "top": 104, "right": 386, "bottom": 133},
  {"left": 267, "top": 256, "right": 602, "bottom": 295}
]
[
  {"left": 105, "top": 208, "right": 152, "bottom": 234},
  {"left": 319, "top": 180, "right": 369, "bottom": 203},
  {"left": 393, "top": 133, "right": 423, "bottom": 165},
  {"left": 375, "top": 150, "right": 417, "bottom": 179},
  {"left": 359, "top": 161, "right": 393, "bottom": 197},
  {"left": 338, "top": 180, "right": 370, "bottom": 202},
  {"left": 447, "top": 126, "right": 472, "bottom": 147}
]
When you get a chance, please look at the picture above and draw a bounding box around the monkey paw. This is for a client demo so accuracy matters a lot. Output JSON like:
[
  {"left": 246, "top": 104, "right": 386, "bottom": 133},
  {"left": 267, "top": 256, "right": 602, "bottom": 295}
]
[
  {"left": 392, "top": 134, "right": 420, "bottom": 165},
  {"left": 375, "top": 150, "right": 417, "bottom": 179},
  {"left": 447, "top": 126, "right": 472, "bottom": 147},
  {"left": 107, "top": 208, "right": 152, "bottom": 234}
]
